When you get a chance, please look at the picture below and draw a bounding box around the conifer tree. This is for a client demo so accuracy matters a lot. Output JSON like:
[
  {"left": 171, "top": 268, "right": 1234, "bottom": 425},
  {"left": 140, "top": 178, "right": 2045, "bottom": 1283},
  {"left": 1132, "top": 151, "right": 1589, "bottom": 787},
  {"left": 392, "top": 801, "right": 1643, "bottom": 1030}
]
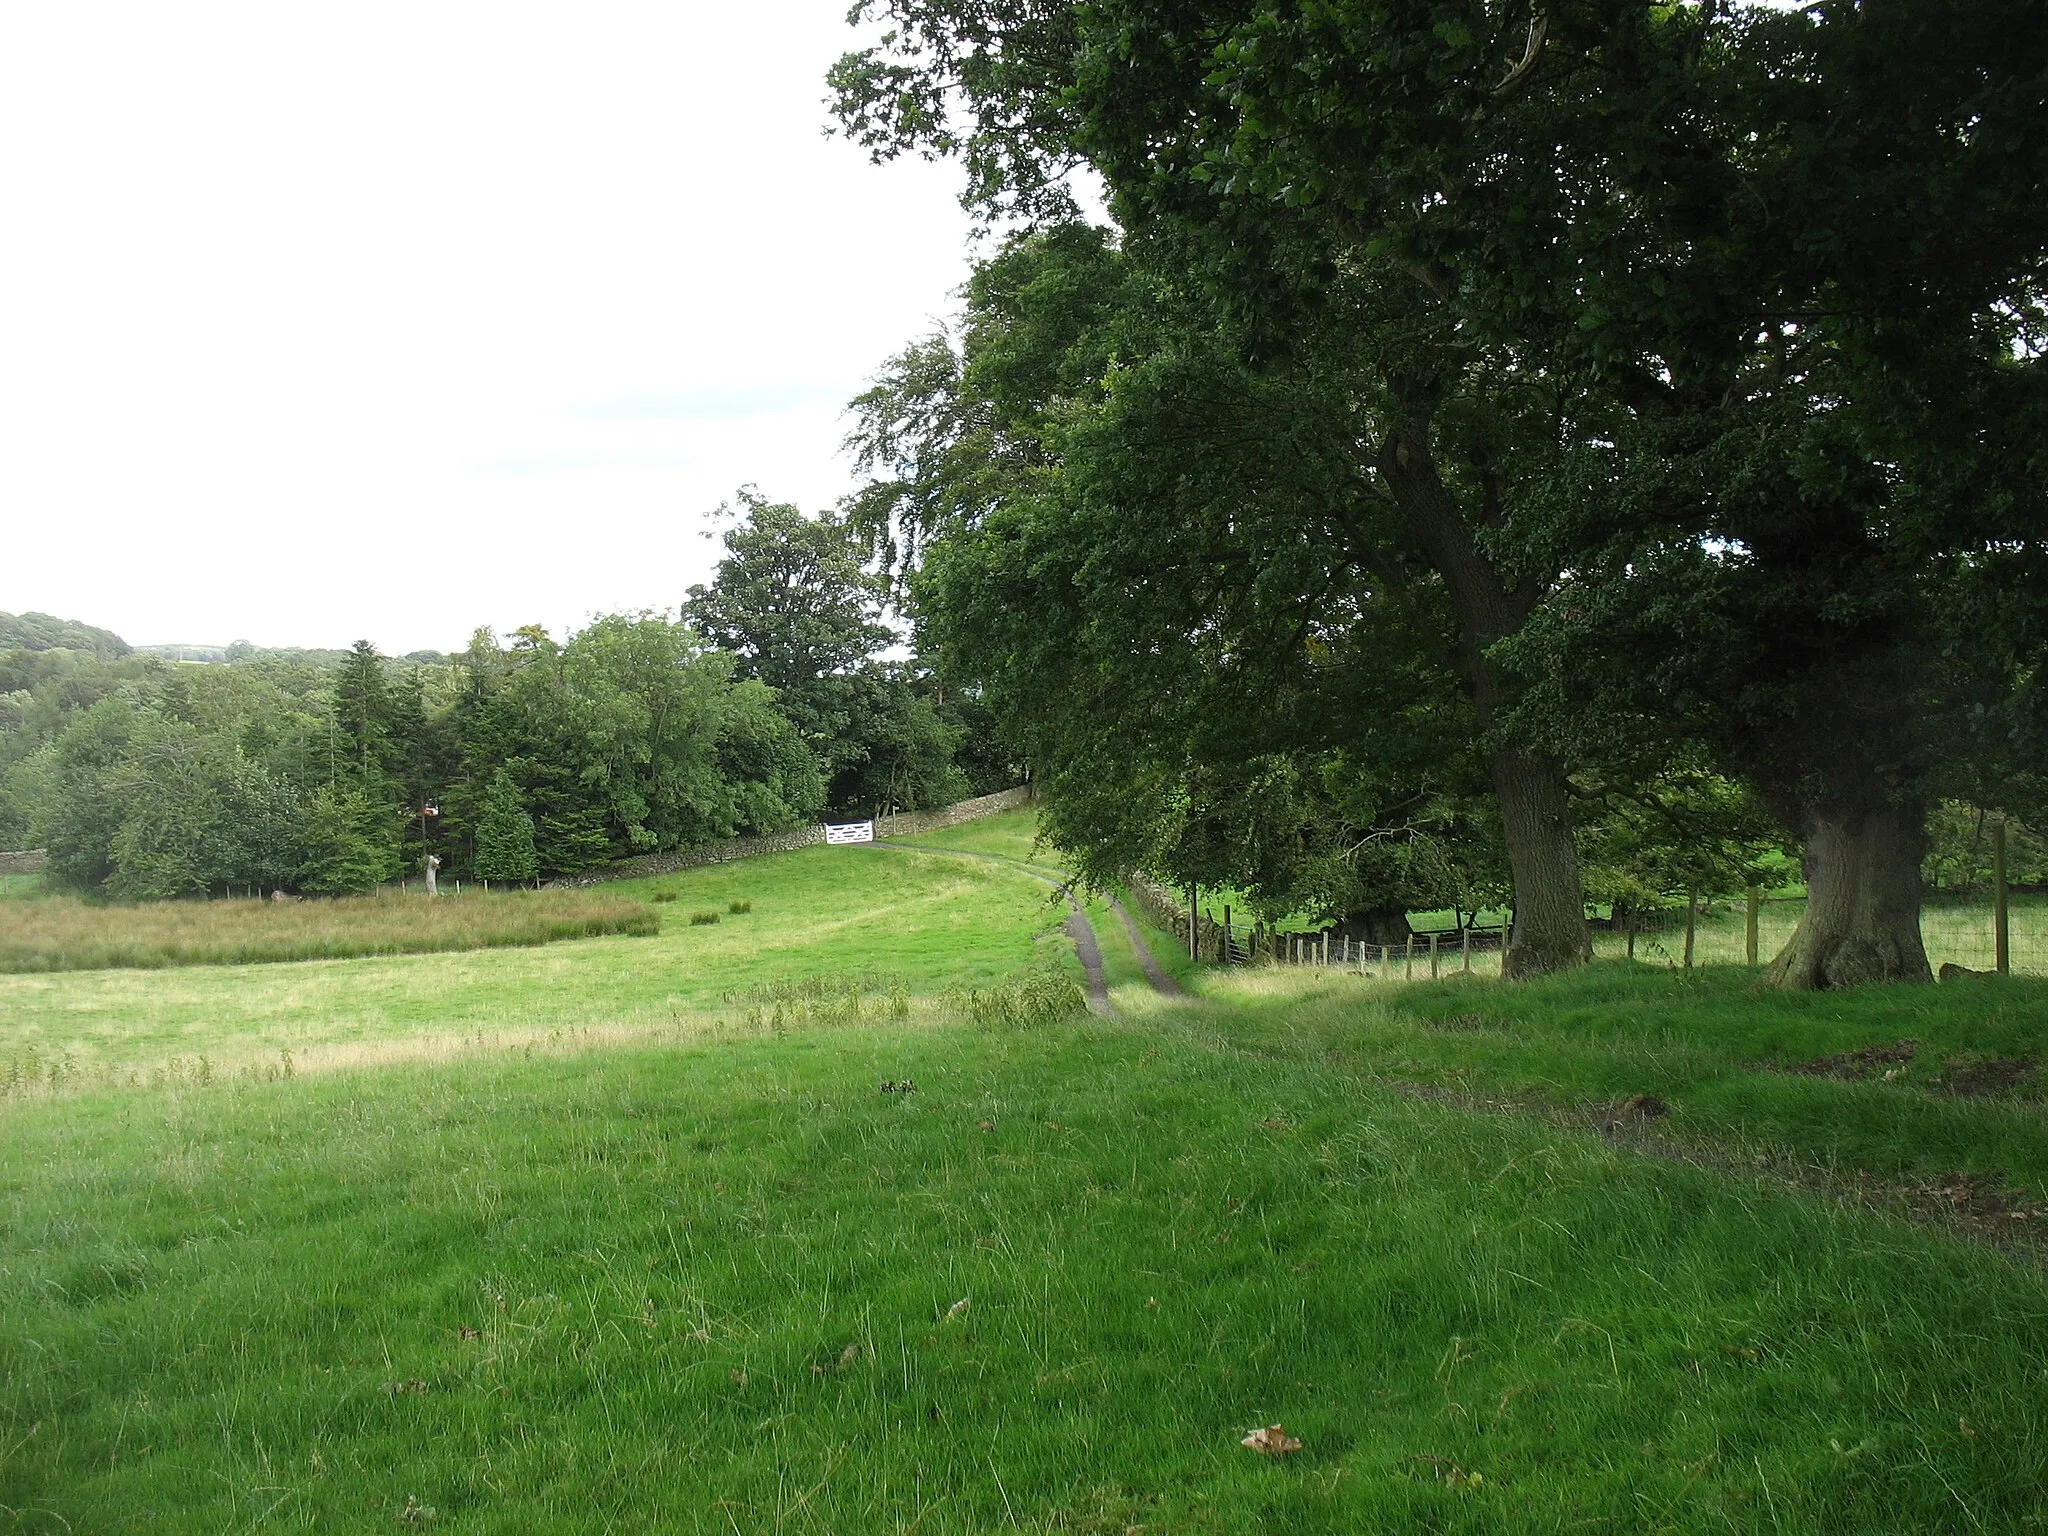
[
  {"left": 473, "top": 767, "right": 539, "bottom": 885},
  {"left": 297, "top": 785, "right": 400, "bottom": 894},
  {"left": 331, "top": 640, "right": 391, "bottom": 783}
]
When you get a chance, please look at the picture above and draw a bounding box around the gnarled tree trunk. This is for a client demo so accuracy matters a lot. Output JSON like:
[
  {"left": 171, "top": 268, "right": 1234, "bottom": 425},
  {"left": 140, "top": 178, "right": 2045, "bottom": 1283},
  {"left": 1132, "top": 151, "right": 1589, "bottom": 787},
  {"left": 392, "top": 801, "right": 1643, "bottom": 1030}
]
[
  {"left": 1336, "top": 905, "right": 1415, "bottom": 946},
  {"left": 1492, "top": 747, "right": 1593, "bottom": 978},
  {"left": 1375, "top": 415, "right": 1591, "bottom": 978},
  {"left": 1762, "top": 799, "right": 1931, "bottom": 989}
]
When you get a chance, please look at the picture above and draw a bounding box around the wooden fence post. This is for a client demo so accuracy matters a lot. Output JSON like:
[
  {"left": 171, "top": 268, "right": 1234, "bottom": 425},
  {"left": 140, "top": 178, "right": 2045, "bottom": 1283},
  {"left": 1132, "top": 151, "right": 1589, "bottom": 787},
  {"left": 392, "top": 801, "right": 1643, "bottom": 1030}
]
[
  {"left": 1404, "top": 935, "right": 1415, "bottom": 980},
  {"left": 1995, "top": 817, "right": 2010, "bottom": 976},
  {"left": 1683, "top": 892, "right": 1698, "bottom": 969},
  {"left": 1462, "top": 923, "right": 1471, "bottom": 973},
  {"left": 1746, "top": 884, "right": 1761, "bottom": 968},
  {"left": 1429, "top": 932, "right": 1440, "bottom": 979}
]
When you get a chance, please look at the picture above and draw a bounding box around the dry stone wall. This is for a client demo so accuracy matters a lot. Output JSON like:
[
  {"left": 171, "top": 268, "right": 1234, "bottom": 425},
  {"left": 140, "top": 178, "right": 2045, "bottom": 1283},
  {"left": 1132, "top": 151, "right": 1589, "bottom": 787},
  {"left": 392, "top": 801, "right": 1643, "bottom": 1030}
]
[
  {"left": 1124, "top": 871, "right": 1248, "bottom": 962},
  {"left": 0, "top": 850, "right": 48, "bottom": 875}
]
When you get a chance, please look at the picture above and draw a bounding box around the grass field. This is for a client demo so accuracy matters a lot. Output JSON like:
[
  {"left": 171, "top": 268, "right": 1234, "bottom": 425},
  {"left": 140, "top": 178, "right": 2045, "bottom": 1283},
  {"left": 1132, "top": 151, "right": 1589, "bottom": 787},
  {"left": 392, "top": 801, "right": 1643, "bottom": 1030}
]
[
  {"left": 0, "top": 845, "right": 1062, "bottom": 1088},
  {"left": 4, "top": 816, "right": 2048, "bottom": 1531},
  {"left": 0, "top": 872, "right": 45, "bottom": 899},
  {"left": 892, "top": 805, "right": 1055, "bottom": 865}
]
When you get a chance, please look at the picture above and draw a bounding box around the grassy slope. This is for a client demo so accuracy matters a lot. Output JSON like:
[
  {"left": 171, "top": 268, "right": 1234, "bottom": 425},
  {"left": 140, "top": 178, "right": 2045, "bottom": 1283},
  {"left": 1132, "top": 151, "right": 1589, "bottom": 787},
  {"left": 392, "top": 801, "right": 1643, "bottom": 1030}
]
[
  {"left": 5, "top": 1002, "right": 2046, "bottom": 1532},
  {"left": 892, "top": 807, "right": 1202, "bottom": 996},
  {"left": 0, "top": 846, "right": 1059, "bottom": 1083},
  {"left": 892, "top": 806, "right": 1051, "bottom": 863},
  {"left": 1230, "top": 961, "right": 2048, "bottom": 1189},
  {"left": 3, "top": 814, "right": 2048, "bottom": 1530}
]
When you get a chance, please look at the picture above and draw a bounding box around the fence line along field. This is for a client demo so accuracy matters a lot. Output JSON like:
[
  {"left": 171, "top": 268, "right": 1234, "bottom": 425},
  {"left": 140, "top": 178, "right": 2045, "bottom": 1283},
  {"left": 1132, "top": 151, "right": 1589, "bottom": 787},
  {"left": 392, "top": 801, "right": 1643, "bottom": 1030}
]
[
  {"left": 0, "top": 886, "right": 659, "bottom": 973},
  {"left": 1599, "top": 895, "right": 2048, "bottom": 976}
]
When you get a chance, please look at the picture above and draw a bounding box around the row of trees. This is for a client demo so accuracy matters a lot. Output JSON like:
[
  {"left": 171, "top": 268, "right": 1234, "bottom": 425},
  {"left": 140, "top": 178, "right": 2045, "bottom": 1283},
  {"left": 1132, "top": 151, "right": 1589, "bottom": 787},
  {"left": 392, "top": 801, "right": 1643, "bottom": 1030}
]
[
  {"left": 0, "top": 499, "right": 1009, "bottom": 898},
  {"left": 827, "top": 0, "right": 2048, "bottom": 987}
]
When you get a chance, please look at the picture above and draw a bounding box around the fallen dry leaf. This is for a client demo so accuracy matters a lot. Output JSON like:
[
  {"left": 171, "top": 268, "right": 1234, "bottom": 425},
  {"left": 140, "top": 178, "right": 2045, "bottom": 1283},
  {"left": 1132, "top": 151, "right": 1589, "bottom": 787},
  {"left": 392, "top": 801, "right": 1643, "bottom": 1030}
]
[
  {"left": 457, "top": 1327, "right": 481, "bottom": 1341},
  {"left": 1241, "top": 1424, "right": 1302, "bottom": 1456},
  {"left": 944, "top": 1297, "right": 971, "bottom": 1322},
  {"left": 978, "top": 1120, "right": 994, "bottom": 1133}
]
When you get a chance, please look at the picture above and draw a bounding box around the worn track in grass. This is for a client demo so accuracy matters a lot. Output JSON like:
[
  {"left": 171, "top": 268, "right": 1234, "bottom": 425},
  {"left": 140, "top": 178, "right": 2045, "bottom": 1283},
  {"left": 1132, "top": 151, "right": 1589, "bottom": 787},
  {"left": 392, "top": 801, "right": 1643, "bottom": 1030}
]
[
  {"left": 870, "top": 841, "right": 1187, "bottom": 1013},
  {"left": 1108, "top": 896, "right": 1185, "bottom": 996},
  {"left": 1381, "top": 1075, "right": 2048, "bottom": 1261}
]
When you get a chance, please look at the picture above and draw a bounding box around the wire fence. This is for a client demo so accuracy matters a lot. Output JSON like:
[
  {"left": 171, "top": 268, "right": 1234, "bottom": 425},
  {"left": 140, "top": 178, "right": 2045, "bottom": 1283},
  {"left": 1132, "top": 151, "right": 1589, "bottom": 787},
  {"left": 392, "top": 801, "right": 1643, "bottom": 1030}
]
[
  {"left": 1186, "top": 891, "right": 2048, "bottom": 980},
  {"left": 1600, "top": 896, "right": 2048, "bottom": 978}
]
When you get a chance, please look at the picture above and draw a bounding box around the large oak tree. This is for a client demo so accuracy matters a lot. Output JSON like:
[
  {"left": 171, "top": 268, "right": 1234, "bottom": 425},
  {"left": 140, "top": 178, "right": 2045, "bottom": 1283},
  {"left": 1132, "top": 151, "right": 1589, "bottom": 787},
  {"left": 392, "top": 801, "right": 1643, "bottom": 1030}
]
[{"left": 834, "top": 0, "right": 2048, "bottom": 986}]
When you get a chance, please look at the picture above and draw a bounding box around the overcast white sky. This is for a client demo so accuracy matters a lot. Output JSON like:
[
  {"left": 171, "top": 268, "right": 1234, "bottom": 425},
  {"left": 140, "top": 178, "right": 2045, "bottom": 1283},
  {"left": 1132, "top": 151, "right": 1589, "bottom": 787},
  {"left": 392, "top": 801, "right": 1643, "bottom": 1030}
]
[{"left": 0, "top": 4, "right": 980, "bottom": 654}]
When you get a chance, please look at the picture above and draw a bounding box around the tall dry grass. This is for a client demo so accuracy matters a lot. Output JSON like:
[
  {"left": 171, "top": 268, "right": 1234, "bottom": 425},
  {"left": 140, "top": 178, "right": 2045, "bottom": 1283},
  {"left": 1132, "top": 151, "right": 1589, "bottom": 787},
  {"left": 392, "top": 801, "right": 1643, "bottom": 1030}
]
[{"left": 0, "top": 888, "right": 658, "bottom": 973}]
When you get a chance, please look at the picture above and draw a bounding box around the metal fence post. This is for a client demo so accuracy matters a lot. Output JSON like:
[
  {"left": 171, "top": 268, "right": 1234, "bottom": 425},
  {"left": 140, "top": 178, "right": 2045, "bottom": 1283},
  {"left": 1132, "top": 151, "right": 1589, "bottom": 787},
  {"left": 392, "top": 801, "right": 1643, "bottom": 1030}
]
[{"left": 1995, "top": 817, "right": 2010, "bottom": 976}]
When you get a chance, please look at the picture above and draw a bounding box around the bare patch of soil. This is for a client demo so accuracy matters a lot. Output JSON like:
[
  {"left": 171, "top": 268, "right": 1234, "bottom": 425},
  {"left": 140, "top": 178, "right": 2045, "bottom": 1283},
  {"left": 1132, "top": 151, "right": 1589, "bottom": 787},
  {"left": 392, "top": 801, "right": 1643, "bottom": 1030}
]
[
  {"left": 1935, "top": 1055, "right": 2039, "bottom": 1098},
  {"left": 1781, "top": 1039, "right": 1918, "bottom": 1081}
]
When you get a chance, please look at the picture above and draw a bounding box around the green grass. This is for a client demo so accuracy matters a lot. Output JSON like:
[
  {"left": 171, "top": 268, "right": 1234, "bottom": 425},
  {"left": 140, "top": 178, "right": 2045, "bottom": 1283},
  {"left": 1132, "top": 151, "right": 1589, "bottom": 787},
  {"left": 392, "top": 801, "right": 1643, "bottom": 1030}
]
[
  {"left": 1207, "top": 961, "right": 2048, "bottom": 1192},
  {"left": 890, "top": 809, "right": 1201, "bottom": 1000},
  {"left": 6, "top": 990, "right": 2048, "bottom": 1531},
  {"left": 6, "top": 828, "right": 2048, "bottom": 1531},
  {"left": 0, "top": 872, "right": 45, "bottom": 899},
  {"left": 0, "top": 845, "right": 1062, "bottom": 1084},
  {"left": 0, "top": 887, "right": 660, "bottom": 974}
]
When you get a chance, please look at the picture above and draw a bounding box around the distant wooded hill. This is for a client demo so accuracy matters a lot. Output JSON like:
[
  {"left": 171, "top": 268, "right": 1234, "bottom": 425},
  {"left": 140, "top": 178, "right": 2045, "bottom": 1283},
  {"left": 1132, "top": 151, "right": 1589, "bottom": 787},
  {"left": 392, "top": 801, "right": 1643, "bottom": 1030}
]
[
  {"left": 0, "top": 612, "right": 129, "bottom": 657},
  {"left": 0, "top": 619, "right": 447, "bottom": 669},
  {"left": 129, "top": 642, "right": 449, "bottom": 668}
]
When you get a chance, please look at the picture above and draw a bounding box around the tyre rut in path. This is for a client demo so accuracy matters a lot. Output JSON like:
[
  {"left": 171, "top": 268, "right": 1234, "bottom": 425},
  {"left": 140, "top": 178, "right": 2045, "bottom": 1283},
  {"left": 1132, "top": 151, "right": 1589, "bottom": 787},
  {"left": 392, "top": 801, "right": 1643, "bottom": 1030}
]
[
  {"left": 1061, "top": 907, "right": 1113, "bottom": 1015},
  {"left": 868, "top": 841, "right": 1184, "bottom": 1012},
  {"left": 1108, "top": 897, "right": 1185, "bottom": 997}
]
